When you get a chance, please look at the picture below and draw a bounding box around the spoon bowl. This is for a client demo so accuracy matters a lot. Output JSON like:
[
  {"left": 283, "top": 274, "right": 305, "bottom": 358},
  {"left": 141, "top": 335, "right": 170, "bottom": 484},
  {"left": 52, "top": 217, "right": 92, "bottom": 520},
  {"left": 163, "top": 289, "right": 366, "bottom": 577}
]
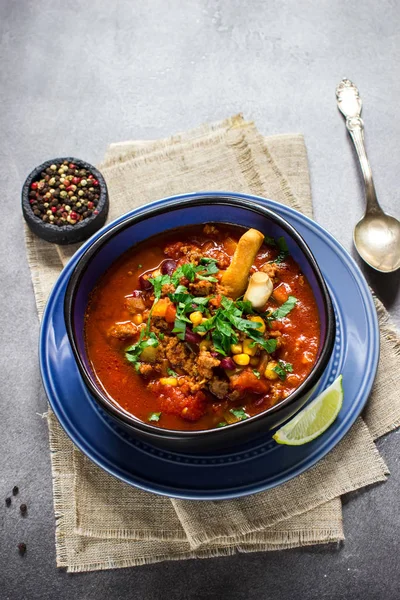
[
  {"left": 336, "top": 79, "right": 400, "bottom": 273},
  {"left": 354, "top": 212, "right": 400, "bottom": 273}
]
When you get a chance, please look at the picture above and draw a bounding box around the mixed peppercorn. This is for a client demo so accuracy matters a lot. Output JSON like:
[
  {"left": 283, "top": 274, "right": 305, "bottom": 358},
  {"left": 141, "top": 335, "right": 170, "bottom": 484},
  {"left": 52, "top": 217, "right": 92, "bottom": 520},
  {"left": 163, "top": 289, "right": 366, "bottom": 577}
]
[{"left": 28, "top": 160, "right": 100, "bottom": 226}]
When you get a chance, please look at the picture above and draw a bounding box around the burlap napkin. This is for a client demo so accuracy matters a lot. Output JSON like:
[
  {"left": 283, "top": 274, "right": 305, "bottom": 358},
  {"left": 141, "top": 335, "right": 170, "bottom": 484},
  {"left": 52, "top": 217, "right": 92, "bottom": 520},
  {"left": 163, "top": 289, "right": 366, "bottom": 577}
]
[{"left": 25, "top": 116, "right": 400, "bottom": 572}]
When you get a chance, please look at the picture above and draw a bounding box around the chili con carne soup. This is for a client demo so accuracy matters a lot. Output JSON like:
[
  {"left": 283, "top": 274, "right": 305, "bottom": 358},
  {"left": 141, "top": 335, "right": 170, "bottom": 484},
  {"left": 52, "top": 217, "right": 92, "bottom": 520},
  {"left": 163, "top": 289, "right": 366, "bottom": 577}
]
[{"left": 84, "top": 224, "right": 320, "bottom": 430}]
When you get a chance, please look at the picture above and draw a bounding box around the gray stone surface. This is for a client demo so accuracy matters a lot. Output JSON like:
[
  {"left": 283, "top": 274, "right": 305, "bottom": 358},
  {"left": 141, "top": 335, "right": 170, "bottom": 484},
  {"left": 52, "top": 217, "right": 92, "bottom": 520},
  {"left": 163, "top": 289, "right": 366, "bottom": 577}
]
[{"left": 1, "top": 1, "right": 399, "bottom": 598}]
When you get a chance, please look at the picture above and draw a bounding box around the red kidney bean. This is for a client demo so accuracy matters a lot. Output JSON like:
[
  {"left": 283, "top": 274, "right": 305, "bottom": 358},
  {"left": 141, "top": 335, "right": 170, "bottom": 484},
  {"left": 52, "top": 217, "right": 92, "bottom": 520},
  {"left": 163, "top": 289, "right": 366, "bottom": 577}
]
[
  {"left": 185, "top": 329, "right": 202, "bottom": 344},
  {"left": 220, "top": 357, "right": 235, "bottom": 370},
  {"left": 161, "top": 259, "right": 177, "bottom": 275},
  {"left": 139, "top": 275, "right": 153, "bottom": 291}
]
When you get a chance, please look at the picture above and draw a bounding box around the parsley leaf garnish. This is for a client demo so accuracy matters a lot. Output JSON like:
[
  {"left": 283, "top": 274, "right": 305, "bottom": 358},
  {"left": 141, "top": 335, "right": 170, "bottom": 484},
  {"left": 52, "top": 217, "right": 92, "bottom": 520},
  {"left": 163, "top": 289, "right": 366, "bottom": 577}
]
[
  {"left": 167, "top": 368, "right": 178, "bottom": 377},
  {"left": 125, "top": 332, "right": 159, "bottom": 364},
  {"left": 229, "top": 408, "right": 248, "bottom": 421},
  {"left": 216, "top": 421, "right": 228, "bottom": 427},
  {"left": 264, "top": 235, "right": 276, "bottom": 247},
  {"left": 172, "top": 318, "right": 187, "bottom": 340},
  {"left": 273, "top": 360, "right": 294, "bottom": 381},
  {"left": 271, "top": 296, "right": 297, "bottom": 319},
  {"left": 149, "top": 274, "right": 171, "bottom": 299},
  {"left": 148, "top": 412, "right": 161, "bottom": 422},
  {"left": 252, "top": 370, "right": 261, "bottom": 379},
  {"left": 274, "top": 236, "right": 289, "bottom": 263}
]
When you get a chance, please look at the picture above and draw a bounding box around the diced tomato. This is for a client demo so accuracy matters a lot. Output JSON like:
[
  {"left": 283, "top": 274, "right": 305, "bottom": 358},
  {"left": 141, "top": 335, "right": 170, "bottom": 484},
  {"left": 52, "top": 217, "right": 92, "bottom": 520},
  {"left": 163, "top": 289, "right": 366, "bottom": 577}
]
[
  {"left": 222, "top": 237, "right": 237, "bottom": 255},
  {"left": 151, "top": 382, "right": 207, "bottom": 421},
  {"left": 230, "top": 369, "right": 269, "bottom": 394},
  {"left": 209, "top": 294, "right": 222, "bottom": 308},
  {"left": 165, "top": 303, "right": 177, "bottom": 323},
  {"left": 273, "top": 283, "right": 290, "bottom": 304}
]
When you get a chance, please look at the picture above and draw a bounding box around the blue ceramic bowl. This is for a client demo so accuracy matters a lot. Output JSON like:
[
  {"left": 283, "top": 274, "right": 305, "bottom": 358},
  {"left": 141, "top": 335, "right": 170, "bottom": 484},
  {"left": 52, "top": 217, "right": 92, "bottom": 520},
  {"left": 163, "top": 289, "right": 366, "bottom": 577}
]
[{"left": 64, "top": 194, "right": 335, "bottom": 451}]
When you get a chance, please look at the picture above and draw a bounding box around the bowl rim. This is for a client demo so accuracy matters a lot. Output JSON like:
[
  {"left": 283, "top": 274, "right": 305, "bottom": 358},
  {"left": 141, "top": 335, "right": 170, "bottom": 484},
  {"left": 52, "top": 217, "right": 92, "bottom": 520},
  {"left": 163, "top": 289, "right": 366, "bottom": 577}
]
[{"left": 64, "top": 194, "right": 336, "bottom": 439}]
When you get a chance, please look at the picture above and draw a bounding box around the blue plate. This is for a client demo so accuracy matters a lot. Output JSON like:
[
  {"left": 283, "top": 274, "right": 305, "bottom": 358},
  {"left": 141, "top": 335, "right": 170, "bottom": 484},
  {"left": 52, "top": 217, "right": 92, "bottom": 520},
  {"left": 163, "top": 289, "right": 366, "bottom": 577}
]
[{"left": 39, "top": 192, "right": 379, "bottom": 500}]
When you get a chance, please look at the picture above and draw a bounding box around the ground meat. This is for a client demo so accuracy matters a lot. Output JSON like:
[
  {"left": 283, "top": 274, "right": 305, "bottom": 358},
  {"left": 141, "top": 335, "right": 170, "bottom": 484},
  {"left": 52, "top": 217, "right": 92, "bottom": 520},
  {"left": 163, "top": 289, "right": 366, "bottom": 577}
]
[
  {"left": 181, "top": 245, "right": 203, "bottom": 264},
  {"left": 208, "top": 378, "right": 229, "bottom": 399},
  {"left": 260, "top": 262, "right": 278, "bottom": 279},
  {"left": 164, "top": 337, "right": 196, "bottom": 372},
  {"left": 151, "top": 317, "right": 170, "bottom": 332},
  {"left": 269, "top": 330, "right": 282, "bottom": 338},
  {"left": 226, "top": 389, "right": 241, "bottom": 402},
  {"left": 107, "top": 321, "right": 138, "bottom": 340},
  {"left": 204, "top": 248, "right": 230, "bottom": 269},
  {"left": 164, "top": 241, "right": 203, "bottom": 264},
  {"left": 203, "top": 224, "right": 219, "bottom": 236},
  {"left": 196, "top": 351, "right": 220, "bottom": 380},
  {"left": 164, "top": 241, "right": 184, "bottom": 260},
  {"left": 161, "top": 283, "right": 176, "bottom": 296},
  {"left": 125, "top": 296, "right": 146, "bottom": 313},
  {"left": 138, "top": 363, "right": 155, "bottom": 378},
  {"left": 189, "top": 279, "right": 215, "bottom": 296}
]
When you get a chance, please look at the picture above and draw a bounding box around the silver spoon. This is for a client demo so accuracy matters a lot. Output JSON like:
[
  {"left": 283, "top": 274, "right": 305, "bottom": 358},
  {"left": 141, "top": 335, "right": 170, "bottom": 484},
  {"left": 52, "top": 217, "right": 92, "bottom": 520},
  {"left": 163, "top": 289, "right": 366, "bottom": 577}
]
[{"left": 336, "top": 78, "right": 400, "bottom": 272}]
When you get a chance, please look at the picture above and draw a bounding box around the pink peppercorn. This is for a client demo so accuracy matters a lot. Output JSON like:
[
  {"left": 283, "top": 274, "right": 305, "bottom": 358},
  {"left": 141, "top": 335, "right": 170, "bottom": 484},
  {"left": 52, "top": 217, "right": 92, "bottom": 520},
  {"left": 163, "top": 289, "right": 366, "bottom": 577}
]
[{"left": 31, "top": 182, "right": 38, "bottom": 190}]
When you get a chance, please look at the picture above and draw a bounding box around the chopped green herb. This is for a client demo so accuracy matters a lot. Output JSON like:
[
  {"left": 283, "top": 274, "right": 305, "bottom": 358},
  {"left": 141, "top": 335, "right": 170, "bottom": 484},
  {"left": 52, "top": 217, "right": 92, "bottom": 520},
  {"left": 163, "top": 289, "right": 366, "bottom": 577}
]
[
  {"left": 264, "top": 235, "right": 276, "bottom": 247},
  {"left": 271, "top": 296, "right": 297, "bottom": 319},
  {"left": 273, "top": 360, "right": 294, "bottom": 381},
  {"left": 274, "top": 236, "right": 289, "bottom": 263},
  {"left": 149, "top": 274, "right": 171, "bottom": 299},
  {"left": 252, "top": 369, "right": 261, "bottom": 379},
  {"left": 172, "top": 318, "right": 187, "bottom": 340},
  {"left": 236, "top": 300, "right": 256, "bottom": 315},
  {"left": 167, "top": 368, "right": 178, "bottom": 377},
  {"left": 148, "top": 412, "right": 161, "bottom": 422},
  {"left": 137, "top": 264, "right": 143, "bottom": 269},
  {"left": 196, "top": 274, "right": 218, "bottom": 282},
  {"left": 125, "top": 332, "right": 159, "bottom": 364},
  {"left": 216, "top": 421, "right": 228, "bottom": 427},
  {"left": 159, "top": 332, "right": 165, "bottom": 340},
  {"left": 200, "top": 257, "right": 217, "bottom": 265},
  {"left": 229, "top": 407, "right": 249, "bottom": 421},
  {"left": 171, "top": 263, "right": 197, "bottom": 284}
]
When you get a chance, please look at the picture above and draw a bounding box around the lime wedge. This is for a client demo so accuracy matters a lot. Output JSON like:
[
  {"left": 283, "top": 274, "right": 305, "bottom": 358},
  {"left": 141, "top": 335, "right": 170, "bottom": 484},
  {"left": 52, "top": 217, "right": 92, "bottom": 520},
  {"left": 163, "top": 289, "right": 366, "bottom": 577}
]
[{"left": 273, "top": 375, "right": 343, "bottom": 445}]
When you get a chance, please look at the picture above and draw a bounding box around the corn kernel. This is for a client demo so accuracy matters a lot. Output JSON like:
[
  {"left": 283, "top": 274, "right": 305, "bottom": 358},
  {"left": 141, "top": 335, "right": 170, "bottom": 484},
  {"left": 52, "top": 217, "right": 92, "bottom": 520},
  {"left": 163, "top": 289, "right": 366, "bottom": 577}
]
[
  {"left": 249, "top": 316, "right": 266, "bottom": 333},
  {"left": 243, "top": 338, "right": 257, "bottom": 356},
  {"left": 233, "top": 353, "right": 250, "bottom": 366},
  {"left": 250, "top": 357, "right": 260, "bottom": 367},
  {"left": 199, "top": 340, "right": 211, "bottom": 352},
  {"left": 230, "top": 343, "right": 243, "bottom": 355},
  {"left": 132, "top": 314, "right": 143, "bottom": 325},
  {"left": 159, "top": 377, "right": 178, "bottom": 386},
  {"left": 189, "top": 311, "right": 203, "bottom": 327},
  {"left": 264, "top": 361, "right": 279, "bottom": 380}
]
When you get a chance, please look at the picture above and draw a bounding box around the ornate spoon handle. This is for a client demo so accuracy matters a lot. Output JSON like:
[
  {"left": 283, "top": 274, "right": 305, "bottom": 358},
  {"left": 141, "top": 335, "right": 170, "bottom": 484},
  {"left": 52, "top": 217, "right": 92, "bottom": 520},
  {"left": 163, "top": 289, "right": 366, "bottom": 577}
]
[{"left": 336, "top": 78, "right": 382, "bottom": 215}]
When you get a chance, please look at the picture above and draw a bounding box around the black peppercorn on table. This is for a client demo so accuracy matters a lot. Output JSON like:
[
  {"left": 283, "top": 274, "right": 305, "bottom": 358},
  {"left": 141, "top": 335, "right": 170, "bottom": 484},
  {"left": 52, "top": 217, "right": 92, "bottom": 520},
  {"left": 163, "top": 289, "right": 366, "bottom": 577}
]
[{"left": 1, "top": 1, "right": 400, "bottom": 599}]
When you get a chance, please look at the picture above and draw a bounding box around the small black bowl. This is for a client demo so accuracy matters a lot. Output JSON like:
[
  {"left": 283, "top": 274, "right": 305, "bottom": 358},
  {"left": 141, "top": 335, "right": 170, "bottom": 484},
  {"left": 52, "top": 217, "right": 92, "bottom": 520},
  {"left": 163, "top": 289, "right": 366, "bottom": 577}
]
[
  {"left": 64, "top": 194, "right": 336, "bottom": 452},
  {"left": 22, "top": 157, "right": 109, "bottom": 245}
]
